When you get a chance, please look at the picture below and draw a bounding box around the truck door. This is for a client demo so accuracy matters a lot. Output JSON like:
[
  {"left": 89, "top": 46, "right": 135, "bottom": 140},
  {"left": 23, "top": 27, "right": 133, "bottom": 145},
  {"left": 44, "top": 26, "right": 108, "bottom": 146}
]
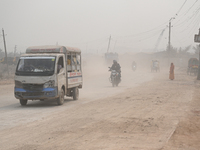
[{"left": 57, "top": 56, "right": 66, "bottom": 92}]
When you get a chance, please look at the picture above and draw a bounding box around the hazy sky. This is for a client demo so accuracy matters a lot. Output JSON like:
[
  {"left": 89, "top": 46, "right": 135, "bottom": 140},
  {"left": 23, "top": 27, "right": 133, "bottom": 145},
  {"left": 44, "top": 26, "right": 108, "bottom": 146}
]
[{"left": 0, "top": 0, "right": 200, "bottom": 54}]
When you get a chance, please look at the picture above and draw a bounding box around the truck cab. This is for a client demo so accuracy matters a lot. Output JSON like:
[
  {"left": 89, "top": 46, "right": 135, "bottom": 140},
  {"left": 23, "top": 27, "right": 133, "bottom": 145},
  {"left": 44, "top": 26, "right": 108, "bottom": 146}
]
[{"left": 14, "top": 45, "right": 82, "bottom": 106}]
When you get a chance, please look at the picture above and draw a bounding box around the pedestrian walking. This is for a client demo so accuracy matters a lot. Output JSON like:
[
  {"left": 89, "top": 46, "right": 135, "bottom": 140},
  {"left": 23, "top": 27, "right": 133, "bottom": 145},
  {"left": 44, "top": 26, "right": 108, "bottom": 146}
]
[{"left": 169, "top": 63, "right": 175, "bottom": 80}]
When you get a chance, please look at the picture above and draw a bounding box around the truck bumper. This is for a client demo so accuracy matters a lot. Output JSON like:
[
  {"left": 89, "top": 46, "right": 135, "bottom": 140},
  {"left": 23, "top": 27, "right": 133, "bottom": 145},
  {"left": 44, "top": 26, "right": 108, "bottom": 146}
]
[{"left": 14, "top": 87, "right": 58, "bottom": 100}]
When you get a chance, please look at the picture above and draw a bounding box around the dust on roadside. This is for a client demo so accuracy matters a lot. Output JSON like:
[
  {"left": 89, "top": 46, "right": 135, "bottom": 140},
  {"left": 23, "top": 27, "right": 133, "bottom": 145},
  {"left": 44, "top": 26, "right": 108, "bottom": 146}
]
[
  {"left": 1, "top": 57, "right": 200, "bottom": 149},
  {"left": 162, "top": 77, "right": 200, "bottom": 150},
  {"left": 1, "top": 67, "right": 197, "bottom": 150}
]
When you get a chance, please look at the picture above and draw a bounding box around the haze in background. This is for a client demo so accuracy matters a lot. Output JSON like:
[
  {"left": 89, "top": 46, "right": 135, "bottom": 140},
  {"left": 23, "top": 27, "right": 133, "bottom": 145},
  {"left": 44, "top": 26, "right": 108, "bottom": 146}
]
[{"left": 0, "top": 0, "right": 199, "bottom": 54}]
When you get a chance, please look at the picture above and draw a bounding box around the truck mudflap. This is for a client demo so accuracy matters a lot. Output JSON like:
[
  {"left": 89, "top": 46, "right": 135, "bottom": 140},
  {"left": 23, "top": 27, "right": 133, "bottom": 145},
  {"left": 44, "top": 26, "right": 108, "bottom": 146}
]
[{"left": 14, "top": 87, "right": 58, "bottom": 100}]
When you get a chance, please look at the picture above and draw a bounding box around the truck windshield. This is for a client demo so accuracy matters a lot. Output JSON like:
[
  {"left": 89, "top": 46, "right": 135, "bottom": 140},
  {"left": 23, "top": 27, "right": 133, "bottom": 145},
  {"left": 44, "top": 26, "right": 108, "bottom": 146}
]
[{"left": 15, "top": 56, "right": 56, "bottom": 76}]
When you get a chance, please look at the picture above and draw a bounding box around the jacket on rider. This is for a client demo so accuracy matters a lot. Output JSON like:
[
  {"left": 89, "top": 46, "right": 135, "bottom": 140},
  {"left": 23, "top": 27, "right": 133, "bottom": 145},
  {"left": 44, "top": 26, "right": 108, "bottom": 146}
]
[{"left": 110, "top": 60, "right": 121, "bottom": 78}]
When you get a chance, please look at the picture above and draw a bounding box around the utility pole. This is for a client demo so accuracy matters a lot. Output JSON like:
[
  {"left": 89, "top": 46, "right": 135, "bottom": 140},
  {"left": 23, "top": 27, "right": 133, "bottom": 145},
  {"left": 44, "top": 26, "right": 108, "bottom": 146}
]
[
  {"left": 2, "top": 28, "right": 9, "bottom": 75},
  {"left": 194, "top": 28, "right": 200, "bottom": 80},
  {"left": 107, "top": 35, "right": 111, "bottom": 53},
  {"left": 168, "top": 18, "right": 175, "bottom": 65},
  {"left": 168, "top": 21, "right": 171, "bottom": 49}
]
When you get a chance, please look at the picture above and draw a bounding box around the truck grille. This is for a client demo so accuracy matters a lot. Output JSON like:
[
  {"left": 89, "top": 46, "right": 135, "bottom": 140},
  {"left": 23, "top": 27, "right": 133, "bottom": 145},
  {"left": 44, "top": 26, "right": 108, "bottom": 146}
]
[{"left": 23, "top": 84, "right": 43, "bottom": 91}]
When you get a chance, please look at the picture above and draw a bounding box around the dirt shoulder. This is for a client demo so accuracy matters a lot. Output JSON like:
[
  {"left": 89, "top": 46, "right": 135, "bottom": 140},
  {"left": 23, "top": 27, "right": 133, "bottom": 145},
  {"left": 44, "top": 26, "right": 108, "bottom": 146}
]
[
  {"left": 162, "top": 78, "right": 200, "bottom": 150},
  {"left": 0, "top": 78, "right": 14, "bottom": 85},
  {"left": 1, "top": 69, "right": 200, "bottom": 150}
]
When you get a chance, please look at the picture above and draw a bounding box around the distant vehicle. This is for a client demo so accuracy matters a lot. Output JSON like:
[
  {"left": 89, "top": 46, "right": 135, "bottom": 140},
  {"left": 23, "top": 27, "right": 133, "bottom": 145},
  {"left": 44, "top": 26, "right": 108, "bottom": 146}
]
[
  {"left": 132, "top": 61, "right": 137, "bottom": 71},
  {"left": 187, "top": 58, "right": 198, "bottom": 75},
  {"left": 105, "top": 52, "right": 118, "bottom": 65},
  {"left": 151, "top": 60, "right": 160, "bottom": 72},
  {"left": 14, "top": 45, "right": 82, "bottom": 106}
]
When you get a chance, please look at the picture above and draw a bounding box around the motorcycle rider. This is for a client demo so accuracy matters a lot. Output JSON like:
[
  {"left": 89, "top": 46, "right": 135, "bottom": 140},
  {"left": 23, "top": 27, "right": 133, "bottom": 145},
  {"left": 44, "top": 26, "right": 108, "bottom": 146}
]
[
  {"left": 110, "top": 60, "right": 121, "bottom": 80},
  {"left": 132, "top": 61, "right": 137, "bottom": 70}
]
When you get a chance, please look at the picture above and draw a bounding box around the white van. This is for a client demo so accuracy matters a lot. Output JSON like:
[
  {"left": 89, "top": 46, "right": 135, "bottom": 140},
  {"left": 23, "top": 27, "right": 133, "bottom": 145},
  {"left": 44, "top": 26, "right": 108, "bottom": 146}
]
[{"left": 14, "top": 45, "right": 82, "bottom": 106}]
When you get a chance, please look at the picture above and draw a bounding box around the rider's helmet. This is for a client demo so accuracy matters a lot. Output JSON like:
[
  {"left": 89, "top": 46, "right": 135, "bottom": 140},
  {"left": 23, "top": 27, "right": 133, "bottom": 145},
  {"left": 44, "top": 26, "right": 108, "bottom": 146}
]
[{"left": 113, "top": 60, "right": 117, "bottom": 64}]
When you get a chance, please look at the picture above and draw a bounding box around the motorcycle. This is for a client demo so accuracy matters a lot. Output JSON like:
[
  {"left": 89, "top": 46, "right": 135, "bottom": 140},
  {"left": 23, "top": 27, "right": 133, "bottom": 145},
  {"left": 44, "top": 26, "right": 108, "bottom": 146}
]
[
  {"left": 132, "top": 65, "right": 136, "bottom": 71},
  {"left": 132, "top": 61, "right": 137, "bottom": 71},
  {"left": 109, "top": 67, "right": 120, "bottom": 87}
]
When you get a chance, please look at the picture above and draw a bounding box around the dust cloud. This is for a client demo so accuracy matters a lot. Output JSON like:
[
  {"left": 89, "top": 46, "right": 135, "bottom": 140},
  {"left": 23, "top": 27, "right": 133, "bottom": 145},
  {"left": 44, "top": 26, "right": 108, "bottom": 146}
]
[
  {"left": 1, "top": 50, "right": 200, "bottom": 149},
  {"left": 82, "top": 51, "right": 190, "bottom": 79}
]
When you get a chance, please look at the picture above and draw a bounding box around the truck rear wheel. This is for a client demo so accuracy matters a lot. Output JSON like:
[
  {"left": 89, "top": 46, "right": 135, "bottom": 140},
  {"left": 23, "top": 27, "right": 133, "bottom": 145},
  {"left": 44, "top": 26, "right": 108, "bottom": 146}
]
[
  {"left": 20, "top": 99, "right": 27, "bottom": 106},
  {"left": 57, "top": 88, "right": 64, "bottom": 105},
  {"left": 73, "top": 87, "right": 79, "bottom": 100}
]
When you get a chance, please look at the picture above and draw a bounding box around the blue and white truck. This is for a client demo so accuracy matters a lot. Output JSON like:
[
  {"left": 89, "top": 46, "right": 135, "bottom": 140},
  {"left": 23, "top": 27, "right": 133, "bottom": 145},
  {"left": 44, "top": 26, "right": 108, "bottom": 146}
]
[{"left": 14, "top": 45, "right": 82, "bottom": 106}]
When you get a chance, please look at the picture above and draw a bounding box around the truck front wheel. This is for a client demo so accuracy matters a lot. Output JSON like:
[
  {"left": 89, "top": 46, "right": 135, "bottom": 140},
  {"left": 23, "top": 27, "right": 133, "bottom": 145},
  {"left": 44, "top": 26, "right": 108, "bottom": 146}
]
[
  {"left": 57, "top": 88, "right": 64, "bottom": 105},
  {"left": 73, "top": 87, "right": 79, "bottom": 100},
  {"left": 20, "top": 99, "right": 27, "bottom": 106}
]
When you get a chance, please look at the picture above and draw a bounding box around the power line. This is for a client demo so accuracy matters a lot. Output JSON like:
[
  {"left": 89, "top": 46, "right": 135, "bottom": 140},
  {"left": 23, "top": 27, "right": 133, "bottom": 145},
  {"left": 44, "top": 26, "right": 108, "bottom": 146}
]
[
  {"left": 174, "top": 5, "right": 200, "bottom": 28},
  {"left": 69, "top": 1, "right": 199, "bottom": 51},
  {"left": 172, "top": 17, "right": 200, "bottom": 46},
  {"left": 114, "top": 22, "right": 168, "bottom": 38},
  {"left": 176, "top": 14, "right": 200, "bottom": 42},
  {"left": 115, "top": 29, "right": 164, "bottom": 46},
  {"left": 182, "top": 0, "right": 198, "bottom": 16},
  {"left": 173, "top": 0, "right": 199, "bottom": 25},
  {"left": 175, "top": 0, "right": 188, "bottom": 15},
  {"left": 114, "top": 1, "right": 195, "bottom": 46}
]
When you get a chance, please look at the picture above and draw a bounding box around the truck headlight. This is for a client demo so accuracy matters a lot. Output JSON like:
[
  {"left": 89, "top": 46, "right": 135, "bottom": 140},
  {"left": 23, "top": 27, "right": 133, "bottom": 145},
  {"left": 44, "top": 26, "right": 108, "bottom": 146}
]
[{"left": 43, "top": 80, "right": 55, "bottom": 88}]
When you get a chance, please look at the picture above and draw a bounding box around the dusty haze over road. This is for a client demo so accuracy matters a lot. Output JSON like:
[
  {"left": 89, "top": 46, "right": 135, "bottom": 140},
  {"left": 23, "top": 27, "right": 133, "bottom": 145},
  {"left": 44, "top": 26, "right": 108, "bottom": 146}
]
[
  {"left": 0, "top": 54, "right": 200, "bottom": 149},
  {"left": 1, "top": 0, "right": 200, "bottom": 149},
  {"left": 0, "top": 0, "right": 199, "bottom": 53}
]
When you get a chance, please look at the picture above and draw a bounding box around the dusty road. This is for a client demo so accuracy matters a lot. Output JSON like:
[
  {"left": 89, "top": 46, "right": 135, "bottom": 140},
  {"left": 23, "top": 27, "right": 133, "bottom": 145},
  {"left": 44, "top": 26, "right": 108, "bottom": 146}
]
[{"left": 0, "top": 61, "right": 200, "bottom": 150}]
